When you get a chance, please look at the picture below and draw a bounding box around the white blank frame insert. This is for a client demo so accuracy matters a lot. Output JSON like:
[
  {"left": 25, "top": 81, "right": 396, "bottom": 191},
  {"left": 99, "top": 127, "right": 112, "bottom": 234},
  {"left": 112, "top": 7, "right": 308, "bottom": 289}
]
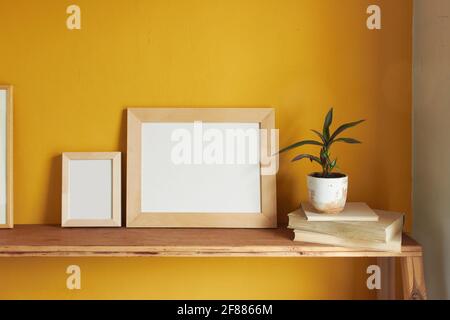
[
  {"left": 141, "top": 122, "right": 261, "bottom": 213},
  {"left": 62, "top": 152, "right": 121, "bottom": 227},
  {"left": 127, "top": 108, "right": 277, "bottom": 228}
]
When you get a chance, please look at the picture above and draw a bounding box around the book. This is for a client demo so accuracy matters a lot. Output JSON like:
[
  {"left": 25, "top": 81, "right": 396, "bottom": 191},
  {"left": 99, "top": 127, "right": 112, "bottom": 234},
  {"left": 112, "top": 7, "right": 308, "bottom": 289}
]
[
  {"left": 301, "top": 202, "right": 379, "bottom": 222},
  {"left": 290, "top": 209, "right": 404, "bottom": 253},
  {"left": 289, "top": 208, "right": 404, "bottom": 243},
  {"left": 293, "top": 228, "right": 402, "bottom": 252}
]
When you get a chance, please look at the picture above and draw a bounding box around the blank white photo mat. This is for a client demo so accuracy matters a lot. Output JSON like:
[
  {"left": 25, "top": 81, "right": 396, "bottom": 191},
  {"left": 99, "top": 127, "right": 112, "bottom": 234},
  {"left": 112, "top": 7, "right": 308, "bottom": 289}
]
[
  {"left": 0, "top": 90, "right": 6, "bottom": 224},
  {"left": 68, "top": 159, "right": 113, "bottom": 219},
  {"left": 141, "top": 122, "right": 261, "bottom": 213}
]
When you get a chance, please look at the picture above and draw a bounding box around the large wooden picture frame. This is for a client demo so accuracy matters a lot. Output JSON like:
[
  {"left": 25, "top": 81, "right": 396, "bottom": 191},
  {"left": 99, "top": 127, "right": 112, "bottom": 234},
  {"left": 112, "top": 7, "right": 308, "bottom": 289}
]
[
  {"left": 127, "top": 108, "right": 277, "bottom": 228},
  {"left": 62, "top": 152, "right": 122, "bottom": 227},
  {"left": 0, "top": 85, "right": 13, "bottom": 229}
]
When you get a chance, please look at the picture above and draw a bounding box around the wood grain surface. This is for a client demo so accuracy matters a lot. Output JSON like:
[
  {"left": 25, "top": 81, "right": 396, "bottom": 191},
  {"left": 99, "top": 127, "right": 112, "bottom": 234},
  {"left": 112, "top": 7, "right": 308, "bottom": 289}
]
[{"left": 0, "top": 225, "right": 422, "bottom": 257}]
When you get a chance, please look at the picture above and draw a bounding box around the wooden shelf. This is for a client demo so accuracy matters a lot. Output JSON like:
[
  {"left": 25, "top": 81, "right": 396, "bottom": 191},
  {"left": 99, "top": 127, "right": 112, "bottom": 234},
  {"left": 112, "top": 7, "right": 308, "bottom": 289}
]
[{"left": 0, "top": 225, "right": 423, "bottom": 257}]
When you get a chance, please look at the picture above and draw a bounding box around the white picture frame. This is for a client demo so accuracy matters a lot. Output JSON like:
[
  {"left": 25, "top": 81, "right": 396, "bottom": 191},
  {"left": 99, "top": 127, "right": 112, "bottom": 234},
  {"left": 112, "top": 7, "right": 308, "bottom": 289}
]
[
  {"left": 127, "top": 108, "right": 277, "bottom": 228},
  {"left": 0, "top": 85, "right": 13, "bottom": 229},
  {"left": 62, "top": 152, "right": 121, "bottom": 227}
]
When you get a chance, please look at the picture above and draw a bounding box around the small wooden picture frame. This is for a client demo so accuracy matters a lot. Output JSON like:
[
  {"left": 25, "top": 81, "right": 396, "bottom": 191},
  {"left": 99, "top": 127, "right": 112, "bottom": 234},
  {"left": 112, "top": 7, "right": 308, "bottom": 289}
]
[
  {"left": 62, "top": 152, "right": 121, "bottom": 227},
  {"left": 127, "top": 108, "right": 277, "bottom": 228},
  {"left": 0, "top": 85, "right": 13, "bottom": 229}
]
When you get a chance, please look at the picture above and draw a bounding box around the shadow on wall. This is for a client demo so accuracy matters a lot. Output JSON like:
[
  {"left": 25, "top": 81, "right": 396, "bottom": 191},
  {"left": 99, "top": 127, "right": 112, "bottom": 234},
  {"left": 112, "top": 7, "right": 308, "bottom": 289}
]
[
  {"left": 119, "top": 109, "right": 127, "bottom": 226},
  {"left": 44, "top": 155, "right": 62, "bottom": 224}
]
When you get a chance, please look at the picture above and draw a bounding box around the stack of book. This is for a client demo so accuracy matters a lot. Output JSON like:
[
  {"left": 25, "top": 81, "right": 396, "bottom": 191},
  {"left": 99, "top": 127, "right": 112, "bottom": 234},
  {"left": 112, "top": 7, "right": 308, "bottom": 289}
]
[{"left": 288, "top": 202, "right": 404, "bottom": 252}]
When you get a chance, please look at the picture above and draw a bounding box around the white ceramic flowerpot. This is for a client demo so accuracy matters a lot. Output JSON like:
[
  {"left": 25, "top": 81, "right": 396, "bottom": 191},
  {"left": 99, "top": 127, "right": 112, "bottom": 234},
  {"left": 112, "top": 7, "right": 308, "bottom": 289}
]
[{"left": 306, "top": 173, "right": 348, "bottom": 214}]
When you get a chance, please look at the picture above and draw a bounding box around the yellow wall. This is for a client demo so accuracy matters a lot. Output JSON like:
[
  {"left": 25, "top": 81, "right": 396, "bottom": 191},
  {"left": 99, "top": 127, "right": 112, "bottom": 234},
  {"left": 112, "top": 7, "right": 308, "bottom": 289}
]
[{"left": 0, "top": 0, "right": 411, "bottom": 299}]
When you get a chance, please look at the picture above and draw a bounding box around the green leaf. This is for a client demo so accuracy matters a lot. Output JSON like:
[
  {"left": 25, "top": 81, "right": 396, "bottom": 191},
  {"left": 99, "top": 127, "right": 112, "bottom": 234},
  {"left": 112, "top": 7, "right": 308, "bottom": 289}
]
[
  {"left": 331, "top": 137, "right": 362, "bottom": 145},
  {"left": 330, "top": 158, "right": 337, "bottom": 170},
  {"left": 329, "top": 119, "right": 365, "bottom": 142},
  {"left": 319, "top": 148, "right": 328, "bottom": 165},
  {"left": 323, "top": 108, "right": 333, "bottom": 141},
  {"left": 291, "top": 154, "right": 322, "bottom": 165},
  {"left": 277, "top": 140, "right": 323, "bottom": 155},
  {"left": 311, "top": 129, "right": 326, "bottom": 144}
]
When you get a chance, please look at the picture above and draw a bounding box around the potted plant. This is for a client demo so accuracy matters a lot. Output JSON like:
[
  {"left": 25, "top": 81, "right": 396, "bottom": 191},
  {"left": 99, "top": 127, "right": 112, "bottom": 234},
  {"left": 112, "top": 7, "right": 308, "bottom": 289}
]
[{"left": 279, "top": 108, "right": 365, "bottom": 214}]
